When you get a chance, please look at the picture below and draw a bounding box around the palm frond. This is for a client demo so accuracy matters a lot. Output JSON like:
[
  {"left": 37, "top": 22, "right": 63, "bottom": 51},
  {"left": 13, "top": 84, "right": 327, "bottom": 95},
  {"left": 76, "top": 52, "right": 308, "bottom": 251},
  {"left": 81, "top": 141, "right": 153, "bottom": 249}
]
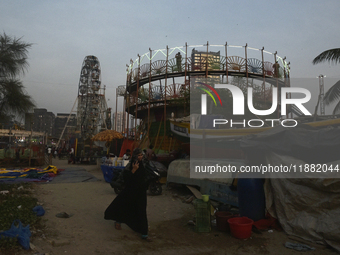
[
  {"left": 332, "top": 101, "right": 340, "bottom": 115},
  {"left": 323, "top": 80, "right": 340, "bottom": 105},
  {"left": 312, "top": 48, "right": 340, "bottom": 65},
  {"left": 0, "top": 79, "right": 35, "bottom": 115},
  {"left": 0, "top": 33, "right": 32, "bottom": 78}
]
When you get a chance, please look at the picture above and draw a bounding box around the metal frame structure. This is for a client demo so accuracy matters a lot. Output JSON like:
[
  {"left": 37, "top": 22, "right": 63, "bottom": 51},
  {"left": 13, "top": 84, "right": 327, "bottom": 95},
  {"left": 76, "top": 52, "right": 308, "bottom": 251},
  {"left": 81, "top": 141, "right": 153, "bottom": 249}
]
[
  {"left": 122, "top": 42, "right": 291, "bottom": 145},
  {"left": 76, "top": 55, "right": 108, "bottom": 139},
  {"left": 318, "top": 74, "right": 325, "bottom": 116}
]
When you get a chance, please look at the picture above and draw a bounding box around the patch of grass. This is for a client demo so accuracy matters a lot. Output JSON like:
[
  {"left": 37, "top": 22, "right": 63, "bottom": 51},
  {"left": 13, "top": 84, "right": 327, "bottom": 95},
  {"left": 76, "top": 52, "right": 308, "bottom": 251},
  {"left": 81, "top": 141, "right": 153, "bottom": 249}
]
[{"left": 0, "top": 182, "right": 42, "bottom": 252}]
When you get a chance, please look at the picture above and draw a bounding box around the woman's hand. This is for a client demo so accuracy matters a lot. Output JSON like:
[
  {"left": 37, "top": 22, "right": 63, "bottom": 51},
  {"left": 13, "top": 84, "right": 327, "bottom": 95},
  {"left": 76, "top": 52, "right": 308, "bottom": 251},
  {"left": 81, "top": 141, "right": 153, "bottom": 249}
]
[{"left": 132, "top": 161, "right": 139, "bottom": 173}]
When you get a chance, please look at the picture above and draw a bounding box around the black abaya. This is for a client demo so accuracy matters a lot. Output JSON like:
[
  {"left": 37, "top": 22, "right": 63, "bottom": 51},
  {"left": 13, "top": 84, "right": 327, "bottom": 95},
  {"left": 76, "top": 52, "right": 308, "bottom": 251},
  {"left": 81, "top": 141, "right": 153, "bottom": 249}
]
[{"left": 104, "top": 161, "right": 149, "bottom": 235}]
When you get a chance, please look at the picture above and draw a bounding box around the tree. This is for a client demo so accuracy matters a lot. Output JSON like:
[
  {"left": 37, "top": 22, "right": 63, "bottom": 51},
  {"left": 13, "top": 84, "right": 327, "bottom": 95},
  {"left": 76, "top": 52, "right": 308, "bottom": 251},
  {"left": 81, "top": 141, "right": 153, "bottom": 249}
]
[
  {"left": 0, "top": 33, "right": 35, "bottom": 123},
  {"left": 313, "top": 48, "right": 340, "bottom": 114}
]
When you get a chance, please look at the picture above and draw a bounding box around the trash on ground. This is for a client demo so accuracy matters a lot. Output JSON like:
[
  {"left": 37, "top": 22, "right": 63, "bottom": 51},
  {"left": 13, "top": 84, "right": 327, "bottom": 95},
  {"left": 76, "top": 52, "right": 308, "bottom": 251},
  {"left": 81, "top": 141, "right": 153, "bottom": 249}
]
[
  {"left": 284, "top": 241, "right": 315, "bottom": 251},
  {"left": 55, "top": 212, "right": 72, "bottom": 218}
]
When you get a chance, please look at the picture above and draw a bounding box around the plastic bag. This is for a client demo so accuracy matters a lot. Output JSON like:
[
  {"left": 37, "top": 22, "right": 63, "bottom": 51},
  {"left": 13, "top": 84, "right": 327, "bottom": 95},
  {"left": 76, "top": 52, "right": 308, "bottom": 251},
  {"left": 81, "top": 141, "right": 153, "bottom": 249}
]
[
  {"left": 33, "top": 205, "right": 45, "bottom": 216},
  {"left": 0, "top": 219, "right": 31, "bottom": 250}
]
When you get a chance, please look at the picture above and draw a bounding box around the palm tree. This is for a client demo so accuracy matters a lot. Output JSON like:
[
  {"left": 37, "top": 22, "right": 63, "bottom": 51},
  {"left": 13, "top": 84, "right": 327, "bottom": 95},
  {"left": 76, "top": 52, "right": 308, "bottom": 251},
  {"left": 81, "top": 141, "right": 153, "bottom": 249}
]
[
  {"left": 0, "top": 79, "right": 35, "bottom": 116},
  {"left": 0, "top": 33, "right": 35, "bottom": 122},
  {"left": 313, "top": 48, "right": 340, "bottom": 114}
]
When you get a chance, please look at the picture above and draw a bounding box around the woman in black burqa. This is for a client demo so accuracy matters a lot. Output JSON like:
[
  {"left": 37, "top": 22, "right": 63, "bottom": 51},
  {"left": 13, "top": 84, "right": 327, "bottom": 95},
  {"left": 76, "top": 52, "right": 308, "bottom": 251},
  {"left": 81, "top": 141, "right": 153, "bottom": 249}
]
[{"left": 104, "top": 148, "right": 151, "bottom": 241}]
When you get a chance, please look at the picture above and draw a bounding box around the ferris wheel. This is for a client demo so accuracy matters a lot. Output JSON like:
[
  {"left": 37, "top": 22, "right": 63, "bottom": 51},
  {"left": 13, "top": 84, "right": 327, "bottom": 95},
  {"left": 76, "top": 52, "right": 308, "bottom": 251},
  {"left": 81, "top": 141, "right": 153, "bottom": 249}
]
[{"left": 77, "top": 55, "right": 106, "bottom": 138}]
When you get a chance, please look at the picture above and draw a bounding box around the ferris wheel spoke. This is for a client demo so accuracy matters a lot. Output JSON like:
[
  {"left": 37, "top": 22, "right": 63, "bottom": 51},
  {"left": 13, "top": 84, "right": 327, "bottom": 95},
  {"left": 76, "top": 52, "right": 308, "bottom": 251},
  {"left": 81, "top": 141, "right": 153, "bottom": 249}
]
[{"left": 77, "top": 55, "right": 107, "bottom": 138}]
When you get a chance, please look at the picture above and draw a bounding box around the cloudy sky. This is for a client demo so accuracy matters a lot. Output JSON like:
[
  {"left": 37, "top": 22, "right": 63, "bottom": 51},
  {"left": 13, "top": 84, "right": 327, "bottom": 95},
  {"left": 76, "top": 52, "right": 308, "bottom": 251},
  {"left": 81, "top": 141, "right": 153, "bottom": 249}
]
[{"left": 1, "top": 0, "right": 340, "bottom": 116}]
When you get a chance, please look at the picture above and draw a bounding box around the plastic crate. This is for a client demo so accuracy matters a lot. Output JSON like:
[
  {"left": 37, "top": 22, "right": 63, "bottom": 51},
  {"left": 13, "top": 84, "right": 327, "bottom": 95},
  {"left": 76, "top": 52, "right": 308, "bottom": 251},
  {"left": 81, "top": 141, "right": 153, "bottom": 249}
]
[
  {"left": 100, "top": 165, "right": 125, "bottom": 183},
  {"left": 194, "top": 199, "right": 210, "bottom": 209},
  {"left": 101, "top": 165, "right": 113, "bottom": 183},
  {"left": 194, "top": 199, "right": 211, "bottom": 233}
]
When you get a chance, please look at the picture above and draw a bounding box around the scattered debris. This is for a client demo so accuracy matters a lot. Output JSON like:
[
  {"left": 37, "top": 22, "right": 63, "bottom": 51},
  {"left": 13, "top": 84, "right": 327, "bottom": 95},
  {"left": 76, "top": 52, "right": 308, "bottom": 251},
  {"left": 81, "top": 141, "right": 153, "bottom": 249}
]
[
  {"left": 251, "top": 227, "right": 262, "bottom": 235},
  {"left": 284, "top": 241, "right": 315, "bottom": 251},
  {"left": 30, "top": 242, "right": 44, "bottom": 253},
  {"left": 288, "top": 236, "right": 327, "bottom": 250},
  {"left": 187, "top": 220, "right": 195, "bottom": 226},
  {"left": 51, "top": 238, "right": 71, "bottom": 247},
  {"left": 55, "top": 212, "right": 72, "bottom": 218},
  {"left": 185, "top": 195, "right": 194, "bottom": 204},
  {"left": 33, "top": 205, "right": 45, "bottom": 216},
  {"left": 186, "top": 185, "right": 202, "bottom": 199}
]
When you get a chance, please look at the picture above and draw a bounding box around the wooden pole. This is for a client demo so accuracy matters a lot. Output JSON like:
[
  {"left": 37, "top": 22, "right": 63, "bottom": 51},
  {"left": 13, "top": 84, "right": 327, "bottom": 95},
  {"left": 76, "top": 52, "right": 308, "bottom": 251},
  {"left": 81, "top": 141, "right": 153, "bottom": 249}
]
[
  {"left": 29, "top": 124, "right": 32, "bottom": 167},
  {"left": 115, "top": 88, "right": 118, "bottom": 131},
  {"left": 123, "top": 94, "right": 126, "bottom": 135},
  {"left": 56, "top": 97, "right": 78, "bottom": 148},
  {"left": 148, "top": 48, "right": 152, "bottom": 142},
  {"left": 135, "top": 54, "right": 140, "bottom": 142},
  {"left": 225, "top": 42, "right": 228, "bottom": 83},
  {"left": 154, "top": 116, "right": 163, "bottom": 152},
  {"left": 245, "top": 43, "right": 249, "bottom": 86},
  {"left": 164, "top": 46, "right": 168, "bottom": 142},
  {"left": 184, "top": 42, "right": 188, "bottom": 116},
  {"left": 274, "top": 51, "right": 279, "bottom": 118},
  {"left": 206, "top": 41, "right": 209, "bottom": 78},
  {"left": 261, "top": 47, "right": 265, "bottom": 103},
  {"left": 287, "top": 62, "right": 292, "bottom": 118},
  {"left": 168, "top": 136, "right": 172, "bottom": 153}
]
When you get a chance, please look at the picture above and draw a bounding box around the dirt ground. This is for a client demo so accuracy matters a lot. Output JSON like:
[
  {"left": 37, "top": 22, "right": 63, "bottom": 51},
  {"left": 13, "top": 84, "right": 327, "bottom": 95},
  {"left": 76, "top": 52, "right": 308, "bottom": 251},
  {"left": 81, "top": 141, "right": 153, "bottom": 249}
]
[{"left": 14, "top": 158, "right": 338, "bottom": 255}]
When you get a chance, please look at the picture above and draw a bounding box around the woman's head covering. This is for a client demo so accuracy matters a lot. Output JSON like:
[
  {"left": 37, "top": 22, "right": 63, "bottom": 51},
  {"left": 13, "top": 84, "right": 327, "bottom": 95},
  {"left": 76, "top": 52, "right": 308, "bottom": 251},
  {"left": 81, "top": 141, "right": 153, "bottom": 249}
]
[{"left": 131, "top": 148, "right": 143, "bottom": 161}]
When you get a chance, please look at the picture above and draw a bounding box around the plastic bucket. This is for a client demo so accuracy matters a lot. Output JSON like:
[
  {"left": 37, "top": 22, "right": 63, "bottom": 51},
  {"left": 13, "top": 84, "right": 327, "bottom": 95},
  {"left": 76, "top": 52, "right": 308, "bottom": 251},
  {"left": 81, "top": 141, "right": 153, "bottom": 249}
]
[
  {"left": 228, "top": 217, "right": 254, "bottom": 239},
  {"left": 215, "top": 211, "right": 234, "bottom": 231},
  {"left": 202, "top": 195, "right": 210, "bottom": 202}
]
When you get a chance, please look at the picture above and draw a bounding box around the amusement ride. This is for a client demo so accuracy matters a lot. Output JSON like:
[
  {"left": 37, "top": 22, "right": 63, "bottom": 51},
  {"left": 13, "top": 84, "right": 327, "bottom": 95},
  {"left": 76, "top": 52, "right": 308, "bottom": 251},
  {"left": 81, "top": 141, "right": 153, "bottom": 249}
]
[{"left": 115, "top": 42, "right": 292, "bottom": 154}]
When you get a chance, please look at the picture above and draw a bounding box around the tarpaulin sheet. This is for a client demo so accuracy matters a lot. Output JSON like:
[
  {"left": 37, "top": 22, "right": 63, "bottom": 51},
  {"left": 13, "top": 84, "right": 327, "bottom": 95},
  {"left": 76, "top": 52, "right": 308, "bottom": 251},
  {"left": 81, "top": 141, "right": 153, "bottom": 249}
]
[
  {"left": 240, "top": 125, "right": 340, "bottom": 251},
  {"left": 264, "top": 152, "right": 340, "bottom": 252},
  {"left": 240, "top": 125, "right": 340, "bottom": 164},
  {"left": 0, "top": 165, "right": 59, "bottom": 182}
]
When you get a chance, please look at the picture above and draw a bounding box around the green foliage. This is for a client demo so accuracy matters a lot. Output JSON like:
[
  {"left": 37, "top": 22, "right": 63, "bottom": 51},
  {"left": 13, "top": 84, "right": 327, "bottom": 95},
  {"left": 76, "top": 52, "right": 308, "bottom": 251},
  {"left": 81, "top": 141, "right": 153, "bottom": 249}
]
[
  {"left": 313, "top": 48, "right": 340, "bottom": 65},
  {"left": 0, "top": 183, "right": 41, "bottom": 251},
  {"left": 0, "top": 32, "right": 35, "bottom": 123},
  {"left": 0, "top": 236, "right": 19, "bottom": 252},
  {"left": 313, "top": 48, "right": 340, "bottom": 114}
]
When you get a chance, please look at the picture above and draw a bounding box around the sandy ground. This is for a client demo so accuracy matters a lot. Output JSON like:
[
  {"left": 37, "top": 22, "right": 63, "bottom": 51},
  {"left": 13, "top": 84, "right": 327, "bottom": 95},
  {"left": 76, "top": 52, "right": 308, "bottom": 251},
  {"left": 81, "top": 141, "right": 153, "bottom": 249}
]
[{"left": 14, "top": 158, "right": 337, "bottom": 255}]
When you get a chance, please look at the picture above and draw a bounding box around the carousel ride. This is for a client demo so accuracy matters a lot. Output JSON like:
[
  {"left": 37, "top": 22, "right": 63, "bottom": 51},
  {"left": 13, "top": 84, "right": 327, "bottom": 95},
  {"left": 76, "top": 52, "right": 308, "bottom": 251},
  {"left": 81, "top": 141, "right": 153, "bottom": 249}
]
[{"left": 117, "top": 42, "right": 291, "bottom": 155}]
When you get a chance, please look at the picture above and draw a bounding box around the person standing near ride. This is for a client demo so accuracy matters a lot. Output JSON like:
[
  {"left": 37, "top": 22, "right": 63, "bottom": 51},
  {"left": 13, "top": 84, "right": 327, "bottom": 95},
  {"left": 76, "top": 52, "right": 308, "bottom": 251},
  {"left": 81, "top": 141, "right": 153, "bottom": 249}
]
[
  {"left": 146, "top": 144, "right": 156, "bottom": 161},
  {"left": 104, "top": 148, "right": 152, "bottom": 241},
  {"left": 175, "top": 52, "right": 182, "bottom": 72},
  {"left": 122, "top": 149, "right": 131, "bottom": 160},
  {"left": 47, "top": 147, "right": 52, "bottom": 156},
  {"left": 272, "top": 61, "right": 280, "bottom": 78}
]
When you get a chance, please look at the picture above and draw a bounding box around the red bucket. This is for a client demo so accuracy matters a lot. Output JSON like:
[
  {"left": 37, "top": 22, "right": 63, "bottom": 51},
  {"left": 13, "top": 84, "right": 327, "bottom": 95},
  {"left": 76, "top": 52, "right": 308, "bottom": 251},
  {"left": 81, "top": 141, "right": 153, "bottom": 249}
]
[
  {"left": 215, "top": 211, "right": 234, "bottom": 231},
  {"left": 228, "top": 217, "right": 254, "bottom": 239}
]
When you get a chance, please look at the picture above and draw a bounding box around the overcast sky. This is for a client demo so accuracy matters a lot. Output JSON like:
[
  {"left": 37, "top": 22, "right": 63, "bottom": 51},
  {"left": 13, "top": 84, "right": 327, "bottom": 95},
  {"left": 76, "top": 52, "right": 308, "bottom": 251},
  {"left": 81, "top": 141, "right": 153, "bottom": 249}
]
[{"left": 1, "top": 0, "right": 340, "bottom": 116}]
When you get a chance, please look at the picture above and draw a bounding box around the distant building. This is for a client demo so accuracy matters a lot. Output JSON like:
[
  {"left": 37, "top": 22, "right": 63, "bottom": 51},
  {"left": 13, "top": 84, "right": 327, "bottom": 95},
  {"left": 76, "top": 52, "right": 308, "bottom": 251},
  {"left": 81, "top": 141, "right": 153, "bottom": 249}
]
[
  {"left": 105, "top": 108, "right": 112, "bottom": 130},
  {"left": 54, "top": 113, "right": 77, "bottom": 140},
  {"left": 25, "top": 108, "right": 55, "bottom": 136},
  {"left": 113, "top": 112, "right": 125, "bottom": 133},
  {"left": 191, "top": 48, "right": 221, "bottom": 85}
]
